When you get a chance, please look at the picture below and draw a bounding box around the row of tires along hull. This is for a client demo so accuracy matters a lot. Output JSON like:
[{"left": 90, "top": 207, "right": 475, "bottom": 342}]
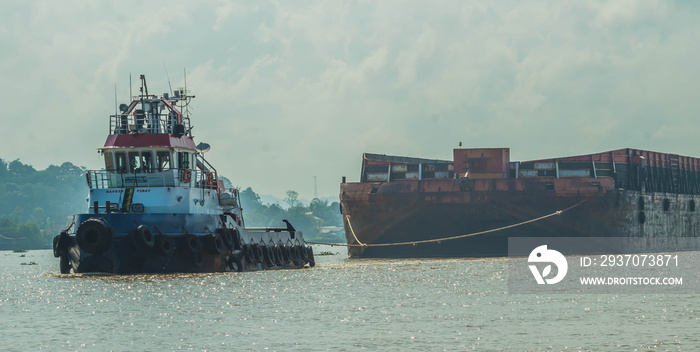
[{"left": 53, "top": 218, "right": 315, "bottom": 274}]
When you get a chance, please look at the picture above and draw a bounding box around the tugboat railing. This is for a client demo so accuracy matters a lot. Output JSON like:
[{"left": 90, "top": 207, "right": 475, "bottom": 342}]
[
  {"left": 86, "top": 169, "right": 217, "bottom": 190},
  {"left": 109, "top": 113, "right": 191, "bottom": 135}
]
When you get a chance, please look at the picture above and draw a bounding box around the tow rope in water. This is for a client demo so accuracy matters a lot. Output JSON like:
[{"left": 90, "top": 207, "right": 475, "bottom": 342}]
[{"left": 304, "top": 200, "right": 586, "bottom": 247}]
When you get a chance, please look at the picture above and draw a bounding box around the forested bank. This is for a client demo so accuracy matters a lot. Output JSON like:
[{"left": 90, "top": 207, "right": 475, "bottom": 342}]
[
  {"left": 238, "top": 188, "right": 344, "bottom": 243},
  {"left": 0, "top": 159, "right": 87, "bottom": 249},
  {"left": 0, "top": 158, "right": 344, "bottom": 250}
]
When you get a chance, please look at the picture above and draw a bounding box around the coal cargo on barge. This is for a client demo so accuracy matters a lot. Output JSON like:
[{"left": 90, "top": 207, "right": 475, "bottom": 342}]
[
  {"left": 52, "top": 75, "right": 315, "bottom": 274},
  {"left": 339, "top": 148, "right": 700, "bottom": 258}
]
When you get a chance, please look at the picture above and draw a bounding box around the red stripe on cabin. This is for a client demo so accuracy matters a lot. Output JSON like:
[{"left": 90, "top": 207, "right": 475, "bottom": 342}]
[{"left": 103, "top": 134, "right": 196, "bottom": 149}]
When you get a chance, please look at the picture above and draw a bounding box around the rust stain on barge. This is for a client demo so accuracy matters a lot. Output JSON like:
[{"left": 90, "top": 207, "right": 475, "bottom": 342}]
[{"left": 339, "top": 148, "right": 700, "bottom": 258}]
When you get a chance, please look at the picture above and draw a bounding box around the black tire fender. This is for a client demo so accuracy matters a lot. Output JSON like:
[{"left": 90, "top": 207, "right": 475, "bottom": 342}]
[
  {"left": 131, "top": 225, "right": 155, "bottom": 250},
  {"left": 291, "top": 245, "right": 303, "bottom": 266},
  {"left": 228, "top": 250, "right": 244, "bottom": 272},
  {"left": 306, "top": 246, "right": 315, "bottom": 267},
  {"left": 59, "top": 255, "right": 72, "bottom": 274},
  {"left": 230, "top": 228, "right": 241, "bottom": 250},
  {"left": 283, "top": 245, "right": 292, "bottom": 263},
  {"left": 253, "top": 244, "right": 264, "bottom": 263},
  {"left": 221, "top": 228, "right": 235, "bottom": 249},
  {"left": 205, "top": 233, "right": 224, "bottom": 254},
  {"left": 154, "top": 234, "right": 174, "bottom": 256},
  {"left": 299, "top": 244, "right": 309, "bottom": 262},
  {"left": 53, "top": 230, "right": 68, "bottom": 258},
  {"left": 263, "top": 245, "right": 276, "bottom": 267},
  {"left": 275, "top": 245, "right": 284, "bottom": 266},
  {"left": 76, "top": 218, "right": 112, "bottom": 254},
  {"left": 242, "top": 244, "right": 254, "bottom": 262},
  {"left": 184, "top": 234, "right": 202, "bottom": 253}
]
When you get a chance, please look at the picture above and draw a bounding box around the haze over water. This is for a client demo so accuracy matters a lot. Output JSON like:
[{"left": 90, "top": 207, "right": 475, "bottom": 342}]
[{"left": 2, "top": 246, "right": 698, "bottom": 351}]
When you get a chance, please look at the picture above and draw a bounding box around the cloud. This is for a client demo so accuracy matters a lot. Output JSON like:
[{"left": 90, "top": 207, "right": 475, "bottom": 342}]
[
  {"left": 591, "top": 0, "right": 668, "bottom": 29},
  {"left": 1, "top": 1, "right": 700, "bottom": 198},
  {"left": 213, "top": 1, "right": 253, "bottom": 31}
]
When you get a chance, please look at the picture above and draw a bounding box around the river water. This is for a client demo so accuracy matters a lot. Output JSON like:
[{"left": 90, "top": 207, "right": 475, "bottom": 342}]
[{"left": 1, "top": 246, "right": 698, "bottom": 351}]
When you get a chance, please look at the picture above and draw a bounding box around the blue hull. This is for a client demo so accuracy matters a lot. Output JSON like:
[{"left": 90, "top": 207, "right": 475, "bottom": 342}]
[{"left": 53, "top": 213, "right": 315, "bottom": 274}]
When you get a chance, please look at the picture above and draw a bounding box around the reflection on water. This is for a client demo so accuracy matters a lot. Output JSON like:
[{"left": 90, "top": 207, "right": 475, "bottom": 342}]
[{"left": 1, "top": 247, "right": 698, "bottom": 351}]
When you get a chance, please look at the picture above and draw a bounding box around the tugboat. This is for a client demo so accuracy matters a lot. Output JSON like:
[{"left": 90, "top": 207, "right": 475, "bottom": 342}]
[{"left": 52, "top": 75, "right": 315, "bottom": 274}]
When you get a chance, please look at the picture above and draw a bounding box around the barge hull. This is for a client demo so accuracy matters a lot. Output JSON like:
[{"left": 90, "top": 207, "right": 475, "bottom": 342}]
[{"left": 340, "top": 148, "right": 700, "bottom": 258}]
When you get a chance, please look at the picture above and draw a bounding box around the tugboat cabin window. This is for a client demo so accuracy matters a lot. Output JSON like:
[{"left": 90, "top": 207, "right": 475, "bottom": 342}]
[
  {"left": 127, "top": 151, "right": 155, "bottom": 173},
  {"left": 115, "top": 152, "right": 128, "bottom": 173},
  {"left": 157, "top": 151, "right": 171, "bottom": 171},
  {"left": 177, "top": 151, "right": 191, "bottom": 169},
  {"left": 128, "top": 152, "right": 141, "bottom": 173},
  {"left": 142, "top": 151, "right": 154, "bottom": 173},
  {"left": 103, "top": 152, "right": 114, "bottom": 171}
]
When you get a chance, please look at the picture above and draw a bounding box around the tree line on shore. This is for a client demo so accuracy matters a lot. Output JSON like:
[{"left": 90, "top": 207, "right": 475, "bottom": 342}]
[
  {"left": 0, "top": 158, "right": 344, "bottom": 250},
  {"left": 237, "top": 187, "right": 344, "bottom": 243},
  {"left": 0, "top": 158, "right": 87, "bottom": 249}
]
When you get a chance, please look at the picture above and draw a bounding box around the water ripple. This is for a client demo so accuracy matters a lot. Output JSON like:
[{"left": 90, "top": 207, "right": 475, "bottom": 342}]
[{"left": 0, "top": 249, "right": 697, "bottom": 351}]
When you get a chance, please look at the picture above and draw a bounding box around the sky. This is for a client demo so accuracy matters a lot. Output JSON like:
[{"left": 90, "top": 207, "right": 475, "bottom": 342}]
[{"left": 1, "top": 0, "right": 699, "bottom": 200}]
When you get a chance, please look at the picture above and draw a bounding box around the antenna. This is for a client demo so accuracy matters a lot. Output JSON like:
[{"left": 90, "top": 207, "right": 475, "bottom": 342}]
[
  {"left": 164, "top": 63, "right": 173, "bottom": 96},
  {"left": 139, "top": 74, "right": 149, "bottom": 96},
  {"left": 129, "top": 73, "right": 132, "bottom": 99},
  {"left": 114, "top": 84, "right": 118, "bottom": 117},
  {"left": 179, "top": 67, "right": 193, "bottom": 120},
  {"left": 314, "top": 176, "right": 318, "bottom": 199}
]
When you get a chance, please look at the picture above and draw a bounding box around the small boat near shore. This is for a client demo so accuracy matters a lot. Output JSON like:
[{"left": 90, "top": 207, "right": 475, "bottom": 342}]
[{"left": 53, "top": 75, "right": 315, "bottom": 274}]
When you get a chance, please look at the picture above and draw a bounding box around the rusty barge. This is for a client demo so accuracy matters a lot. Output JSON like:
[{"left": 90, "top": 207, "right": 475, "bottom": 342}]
[{"left": 339, "top": 148, "right": 700, "bottom": 258}]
